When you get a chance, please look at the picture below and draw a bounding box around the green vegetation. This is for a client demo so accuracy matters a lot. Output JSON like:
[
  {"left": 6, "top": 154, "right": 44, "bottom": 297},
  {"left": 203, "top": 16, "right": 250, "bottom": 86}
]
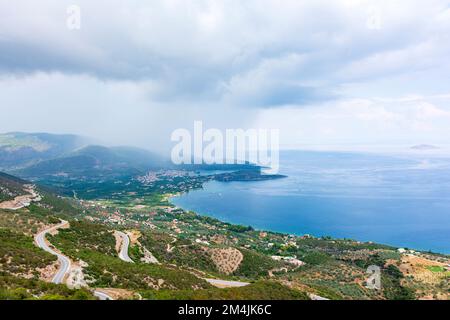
[
  {"left": 37, "top": 191, "right": 83, "bottom": 217},
  {"left": 0, "top": 172, "right": 26, "bottom": 201},
  {"left": 140, "top": 281, "right": 309, "bottom": 300},
  {"left": 49, "top": 221, "right": 210, "bottom": 290},
  {"left": 233, "top": 249, "right": 281, "bottom": 278},
  {"left": 139, "top": 232, "right": 218, "bottom": 273},
  {"left": 0, "top": 228, "right": 55, "bottom": 276},
  {"left": 49, "top": 221, "right": 117, "bottom": 257},
  {"left": 128, "top": 244, "right": 144, "bottom": 261},
  {"left": 1, "top": 168, "right": 448, "bottom": 300},
  {"left": 302, "top": 252, "right": 332, "bottom": 265},
  {"left": 74, "top": 250, "right": 208, "bottom": 290},
  {"left": 225, "top": 224, "right": 254, "bottom": 233},
  {"left": 0, "top": 208, "right": 56, "bottom": 235},
  {"left": 306, "top": 284, "right": 344, "bottom": 300},
  {"left": 379, "top": 264, "right": 415, "bottom": 300},
  {"left": 0, "top": 275, "right": 94, "bottom": 300},
  {"left": 427, "top": 266, "right": 446, "bottom": 273}
]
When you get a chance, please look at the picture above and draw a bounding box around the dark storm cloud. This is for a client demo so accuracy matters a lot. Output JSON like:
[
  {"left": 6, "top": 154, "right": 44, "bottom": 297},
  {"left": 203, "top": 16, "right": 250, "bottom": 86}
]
[{"left": 0, "top": 0, "right": 449, "bottom": 109}]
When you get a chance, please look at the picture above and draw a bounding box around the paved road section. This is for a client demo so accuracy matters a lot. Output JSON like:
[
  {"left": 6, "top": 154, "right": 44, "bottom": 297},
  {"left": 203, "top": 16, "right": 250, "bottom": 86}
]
[
  {"left": 116, "top": 231, "right": 134, "bottom": 263},
  {"left": 35, "top": 221, "right": 71, "bottom": 284}
]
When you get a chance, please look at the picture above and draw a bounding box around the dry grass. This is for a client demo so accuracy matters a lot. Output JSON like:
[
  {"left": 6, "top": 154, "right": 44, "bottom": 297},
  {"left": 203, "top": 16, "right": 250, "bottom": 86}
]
[
  {"left": 398, "top": 254, "right": 448, "bottom": 285},
  {"left": 210, "top": 248, "right": 243, "bottom": 274}
]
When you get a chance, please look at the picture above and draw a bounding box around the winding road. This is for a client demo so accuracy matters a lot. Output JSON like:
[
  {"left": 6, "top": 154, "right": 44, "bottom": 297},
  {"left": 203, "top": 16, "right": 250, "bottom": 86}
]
[
  {"left": 93, "top": 291, "right": 113, "bottom": 300},
  {"left": 35, "top": 220, "right": 71, "bottom": 284},
  {"left": 35, "top": 223, "right": 250, "bottom": 298},
  {"left": 115, "top": 231, "right": 134, "bottom": 263},
  {"left": 308, "top": 293, "right": 329, "bottom": 300},
  {"left": 35, "top": 221, "right": 114, "bottom": 300},
  {"left": 203, "top": 278, "right": 250, "bottom": 288},
  {"left": 0, "top": 185, "right": 40, "bottom": 211}
]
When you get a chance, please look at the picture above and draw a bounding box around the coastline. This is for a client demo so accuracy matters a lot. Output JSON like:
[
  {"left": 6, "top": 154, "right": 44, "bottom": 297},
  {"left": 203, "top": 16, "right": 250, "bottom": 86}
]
[{"left": 168, "top": 189, "right": 449, "bottom": 257}]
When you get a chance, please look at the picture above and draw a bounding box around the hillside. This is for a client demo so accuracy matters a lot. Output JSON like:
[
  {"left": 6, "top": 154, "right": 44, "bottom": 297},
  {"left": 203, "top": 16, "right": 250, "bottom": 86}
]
[
  {"left": 0, "top": 172, "right": 28, "bottom": 202},
  {"left": 0, "top": 132, "right": 88, "bottom": 171},
  {"left": 0, "top": 172, "right": 311, "bottom": 300},
  {"left": 16, "top": 145, "right": 168, "bottom": 179},
  {"left": 1, "top": 132, "right": 280, "bottom": 193},
  {"left": 1, "top": 156, "right": 449, "bottom": 300}
]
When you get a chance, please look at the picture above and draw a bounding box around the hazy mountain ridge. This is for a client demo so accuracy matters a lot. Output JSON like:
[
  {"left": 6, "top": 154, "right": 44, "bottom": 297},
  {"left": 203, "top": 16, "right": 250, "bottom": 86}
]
[
  {"left": 1, "top": 132, "right": 265, "bottom": 181},
  {"left": 0, "top": 132, "right": 170, "bottom": 179},
  {"left": 0, "top": 132, "right": 88, "bottom": 170},
  {"left": 16, "top": 145, "right": 169, "bottom": 178}
]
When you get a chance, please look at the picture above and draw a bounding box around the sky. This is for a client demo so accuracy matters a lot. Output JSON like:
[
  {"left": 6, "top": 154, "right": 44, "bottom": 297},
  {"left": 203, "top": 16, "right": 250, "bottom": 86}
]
[{"left": 1, "top": 0, "right": 450, "bottom": 153}]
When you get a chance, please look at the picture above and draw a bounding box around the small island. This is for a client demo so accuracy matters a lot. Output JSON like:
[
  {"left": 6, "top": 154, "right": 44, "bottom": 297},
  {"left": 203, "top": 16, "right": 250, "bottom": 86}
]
[{"left": 410, "top": 144, "right": 440, "bottom": 151}]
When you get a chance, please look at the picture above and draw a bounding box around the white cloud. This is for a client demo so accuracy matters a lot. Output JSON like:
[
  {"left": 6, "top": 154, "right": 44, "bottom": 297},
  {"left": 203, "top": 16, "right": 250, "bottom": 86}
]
[
  {"left": 1, "top": 0, "right": 450, "bottom": 149},
  {"left": 1, "top": 1, "right": 449, "bottom": 103},
  {"left": 256, "top": 95, "right": 450, "bottom": 147}
]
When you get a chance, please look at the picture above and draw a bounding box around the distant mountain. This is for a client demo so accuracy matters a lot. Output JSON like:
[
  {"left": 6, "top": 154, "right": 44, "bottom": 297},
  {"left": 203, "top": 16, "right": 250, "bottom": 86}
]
[
  {"left": 2, "top": 132, "right": 260, "bottom": 182},
  {"left": 16, "top": 145, "right": 169, "bottom": 178},
  {"left": 0, "top": 132, "right": 172, "bottom": 179},
  {"left": 0, "top": 132, "right": 88, "bottom": 170},
  {"left": 410, "top": 144, "right": 440, "bottom": 151}
]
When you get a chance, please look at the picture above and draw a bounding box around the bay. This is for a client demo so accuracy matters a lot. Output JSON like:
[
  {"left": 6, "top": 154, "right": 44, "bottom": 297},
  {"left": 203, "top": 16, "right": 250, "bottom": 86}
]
[{"left": 172, "top": 151, "right": 450, "bottom": 254}]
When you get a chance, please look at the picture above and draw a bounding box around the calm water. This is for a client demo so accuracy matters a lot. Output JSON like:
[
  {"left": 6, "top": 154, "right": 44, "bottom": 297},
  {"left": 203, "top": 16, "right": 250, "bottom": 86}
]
[{"left": 172, "top": 151, "right": 450, "bottom": 254}]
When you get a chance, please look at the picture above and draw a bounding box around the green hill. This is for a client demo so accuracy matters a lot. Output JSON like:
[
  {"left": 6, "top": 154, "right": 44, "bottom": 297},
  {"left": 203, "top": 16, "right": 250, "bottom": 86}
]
[
  {"left": 16, "top": 145, "right": 168, "bottom": 179},
  {"left": 0, "top": 132, "right": 87, "bottom": 171}
]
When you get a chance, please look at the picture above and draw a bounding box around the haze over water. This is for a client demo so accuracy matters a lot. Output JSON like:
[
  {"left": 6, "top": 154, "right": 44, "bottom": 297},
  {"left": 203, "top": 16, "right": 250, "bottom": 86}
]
[{"left": 172, "top": 150, "right": 450, "bottom": 254}]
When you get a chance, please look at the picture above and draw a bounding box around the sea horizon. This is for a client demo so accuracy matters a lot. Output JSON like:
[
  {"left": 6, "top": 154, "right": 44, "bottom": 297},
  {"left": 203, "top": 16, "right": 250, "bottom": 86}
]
[{"left": 172, "top": 150, "right": 450, "bottom": 254}]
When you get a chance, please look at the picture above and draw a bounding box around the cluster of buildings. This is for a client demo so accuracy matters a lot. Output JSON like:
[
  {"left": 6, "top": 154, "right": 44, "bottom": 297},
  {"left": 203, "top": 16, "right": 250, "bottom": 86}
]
[
  {"left": 137, "top": 170, "right": 190, "bottom": 185},
  {"left": 397, "top": 248, "right": 418, "bottom": 255},
  {"left": 271, "top": 255, "right": 305, "bottom": 267},
  {"left": 106, "top": 211, "right": 126, "bottom": 225}
]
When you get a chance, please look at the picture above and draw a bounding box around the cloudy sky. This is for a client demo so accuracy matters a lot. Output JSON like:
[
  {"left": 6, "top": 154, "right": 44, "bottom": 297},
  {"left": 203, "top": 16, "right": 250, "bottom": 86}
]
[{"left": 1, "top": 0, "right": 450, "bottom": 153}]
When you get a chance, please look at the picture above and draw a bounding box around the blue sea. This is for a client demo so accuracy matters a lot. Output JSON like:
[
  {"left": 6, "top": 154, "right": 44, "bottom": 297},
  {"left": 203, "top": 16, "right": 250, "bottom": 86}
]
[{"left": 172, "top": 150, "right": 450, "bottom": 254}]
